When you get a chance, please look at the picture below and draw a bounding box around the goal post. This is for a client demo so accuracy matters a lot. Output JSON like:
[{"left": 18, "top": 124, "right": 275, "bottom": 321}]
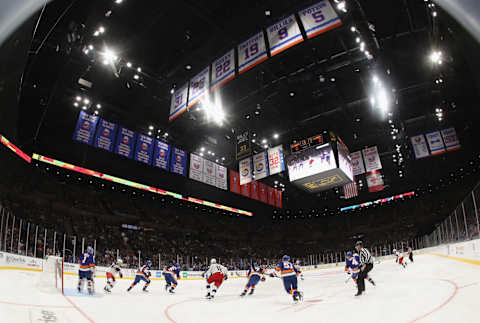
[{"left": 37, "top": 255, "right": 64, "bottom": 294}]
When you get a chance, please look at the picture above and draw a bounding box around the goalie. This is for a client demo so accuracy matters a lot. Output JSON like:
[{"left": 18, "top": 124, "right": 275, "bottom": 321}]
[{"left": 77, "top": 246, "right": 96, "bottom": 295}]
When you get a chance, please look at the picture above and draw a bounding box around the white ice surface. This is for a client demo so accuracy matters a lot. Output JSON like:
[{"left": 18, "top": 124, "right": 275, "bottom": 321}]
[{"left": 0, "top": 254, "right": 478, "bottom": 323}]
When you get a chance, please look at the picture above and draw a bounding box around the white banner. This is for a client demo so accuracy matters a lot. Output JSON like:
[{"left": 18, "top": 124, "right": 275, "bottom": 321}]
[
  {"left": 268, "top": 145, "right": 285, "bottom": 175},
  {"left": 238, "top": 31, "right": 268, "bottom": 74},
  {"left": 188, "top": 66, "right": 210, "bottom": 108},
  {"left": 410, "top": 134, "right": 430, "bottom": 159},
  {"left": 169, "top": 83, "right": 189, "bottom": 121},
  {"left": 425, "top": 131, "right": 445, "bottom": 155},
  {"left": 298, "top": 0, "right": 342, "bottom": 39},
  {"left": 203, "top": 160, "right": 217, "bottom": 186},
  {"left": 211, "top": 49, "right": 235, "bottom": 90},
  {"left": 337, "top": 141, "right": 353, "bottom": 181},
  {"left": 366, "top": 170, "right": 384, "bottom": 192},
  {"left": 350, "top": 151, "right": 365, "bottom": 175},
  {"left": 189, "top": 154, "right": 204, "bottom": 182},
  {"left": 267, "top": 14, "right": 304, "bottom": 56},
  {"left": 441, "top": 127, "right": 461, "bottom": 152},
  {"left": 253, "top": 151, "right": 269, "bottom": 180},
  {"left": 239, "top": 157, "right": 253, "bottom": 185},
  {"left": 215, "top": 164, "right": 228, "bottom": 190},
  {"left": 362, "top": 146, "right": 382, "bottom": 172}
]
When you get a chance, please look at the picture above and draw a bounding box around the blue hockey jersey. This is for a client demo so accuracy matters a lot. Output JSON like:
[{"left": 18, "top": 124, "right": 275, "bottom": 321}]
[
  {"left": 163, "top": 265, "right": 180, "bottom": 279},
  {"left": 276, "top": 261, "right": 300, "bottom": 277},
  {"left": 247, "top": 265, "right": 265, "bottom": 278},
  {"left": 345, "top": 253, "right": 361, "bottom": 273},
  {"left": 79, "top": 252, "right": 96, "bottom": 272}
]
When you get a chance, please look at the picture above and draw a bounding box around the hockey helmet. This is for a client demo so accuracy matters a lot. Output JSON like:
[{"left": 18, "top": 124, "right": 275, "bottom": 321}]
[
  {"left": 210, "top": 258, "right": 217, "bottom": 264},
  {"left": 282, "top": 255, "right": 290, "bottom": 262}
]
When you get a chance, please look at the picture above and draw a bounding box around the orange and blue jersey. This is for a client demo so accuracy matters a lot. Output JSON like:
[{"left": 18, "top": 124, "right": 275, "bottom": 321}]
[
  {"left": 136, "top": 265, "right": 151, "bottom": 278},
  {"left": 79, "top": 252, "right": 95, "bottom": 272},
  {"left": 345, "top": 254, "right": 361, "bottom": 279},
  {"left": 276, "top": 261, "right": 299, "bottom": 278},
  {"left": 163, "top": 265, "right": 180, "bottom": 279},
  {"left": 247, "top": 265, "right": 265, "bottom": 278}
]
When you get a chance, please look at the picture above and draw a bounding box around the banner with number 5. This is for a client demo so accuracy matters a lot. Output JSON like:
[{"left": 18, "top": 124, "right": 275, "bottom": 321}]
[
  {"left": 299, "top": 0, "right": 342, "bottom": 39},
  {"left": 211, "top": 49, "right": 235, "bottom": 91},
  {"left": 267, "top": 14, "right": 304, "bottom": 56},
  {"left": 238, "top": 31, "right": 268, "bottom": 74}
]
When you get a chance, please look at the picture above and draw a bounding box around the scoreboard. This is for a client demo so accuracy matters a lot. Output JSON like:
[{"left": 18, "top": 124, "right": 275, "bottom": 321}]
[{"left": 290, "top": 134, "right": 323, "bottom": 153}]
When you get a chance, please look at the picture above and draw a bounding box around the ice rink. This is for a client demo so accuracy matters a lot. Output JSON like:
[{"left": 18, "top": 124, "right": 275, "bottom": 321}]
[{"left": 0, "top": 253, "right": 478, "bottom": 323}]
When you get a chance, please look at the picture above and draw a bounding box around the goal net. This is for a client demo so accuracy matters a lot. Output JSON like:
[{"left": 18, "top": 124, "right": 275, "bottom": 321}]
[{"left": 37, "top": 256, "right": 64, "bottom": 294}]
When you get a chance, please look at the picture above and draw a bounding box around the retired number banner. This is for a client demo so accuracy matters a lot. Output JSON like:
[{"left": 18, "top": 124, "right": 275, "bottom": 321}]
[
  {"left": 298, "top": 0, "right": 342, "bottom": 39},
  {"left": 362, "top": 146, "right": 382, "bottom": 172},
  {"left": 93, "top": 119, "right": 117, "bottom": 152},
  {"left": 440, "top": 128, "right": 461, "bottom": 152},
  {"left": 188, "top": 66, "right": 210, "bottom": 108},
  {"left": 410, "top": 134, "right": 430, "bottom": 159},
  {"left": 268, "top": 145, "right": 285, "bottom": 175},
  {"left": 236, "top": 130, "right": 251, "bottom": 160},
  {"left": 73, "top": 111, "right": 99, "bottom": 145},
  {"left": 211, "top": 49, "right": 235, "bottom": 91},
  {"left": 169, "top": 83, "right": 189, "bottom": 122},
  {"left": 203, "top": 160, "right": 216, "bottom": 186},
  {"left": 114, "top": 126, "right": 136, "bottom": 159},
  {"left": 425, "top": 131, "right": 445, "bottom": 155},
  {"left": 215, "top": 164, "right": 227, "bottom": 190},
  {"left": 238, "top": 31, "right": 268, "bottom": 74},
  {"left": 350, "top": 151, "right": 365, "bottom": 176},
  {"left": 189, "top": 154, "right": 204, "bottom": 182},
  {"left": 267, "top": 14, "right": 304, "bottom": 56}
]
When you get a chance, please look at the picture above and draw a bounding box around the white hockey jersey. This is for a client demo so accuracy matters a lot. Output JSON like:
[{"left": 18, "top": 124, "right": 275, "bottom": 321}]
[
  {"left": 205, "top": 264, "right": 228, "bottom": 278},
  {"left": 106, "top": 263, "right": 123, "bottom": 277}
]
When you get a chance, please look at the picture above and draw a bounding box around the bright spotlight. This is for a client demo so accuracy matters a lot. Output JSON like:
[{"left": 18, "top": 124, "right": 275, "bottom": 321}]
[
  {"left": 76, "top": 96, "right": 82, "bottom": 101},
  {"left": 262, "top": 139, "right": 267, "bottom": 144},
  {"left": 102, "top": 48, "right": 117, "bottom": 63},
  {"left": 133, "top": 74, "right": 140, "bottom": 80},
  {"left": 350, "top": 26, "right": 356, "bottom": 32},
  {"left": 96, "top": 104, "right": 102, "bottom": 109},
  {"left": 98, "top": 26, "right": 105, "bottom": 34},
  {"left": 273, "top": 133, "right": 279, "bottom": 139},
  {"left": 84, "top": 98, "right": 90, "bottom": 104},
  {"left": 126, "top": 62, "right": 132, "bottom": 68},
  {"left": 115, "top": 0, "right": 123, "bottom": 3},
  {"left": 73, "top": 102, "right": 79, "bottom": 107},
  {"left": 337, "top": 1, "right": 346, "bottom": 12},
  {"left": 263, "top": 145, "right": 268, "bottom": 149},
  {"left": 137, "top": 67, "right": 142, "bottom": 72},
  {"left": 149, "top": 125, "right": 154, "bottom": 130},
  {"left": 201, "top": 147, "right": 205, "bottom": 152},
  {"left": 429, "top": 50, "right": 442, "bottom": 64}
]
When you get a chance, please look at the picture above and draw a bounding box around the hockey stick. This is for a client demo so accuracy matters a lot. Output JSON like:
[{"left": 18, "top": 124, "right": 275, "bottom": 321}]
[{"left": 345, "top": 275, "right": 352, "bottom": 283}]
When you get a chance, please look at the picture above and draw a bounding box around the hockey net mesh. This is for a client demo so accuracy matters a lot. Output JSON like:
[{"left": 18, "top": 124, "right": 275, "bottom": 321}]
[{"left": 37, "top": 256, "right": 63, "bottom": 294}]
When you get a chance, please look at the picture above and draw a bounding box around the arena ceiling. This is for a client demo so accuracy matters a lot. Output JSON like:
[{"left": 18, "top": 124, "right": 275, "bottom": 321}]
[{"left": 14, "top": 0, "right": 480, "bottom": 209}]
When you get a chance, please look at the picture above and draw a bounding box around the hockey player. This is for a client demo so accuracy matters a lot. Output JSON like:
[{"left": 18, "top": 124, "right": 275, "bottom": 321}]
[
  {"left": 203, "top": 258, "right": 228, "bottom": 299},
  {"left": 78, "top": 246, "right": 96, "bottom": 295},
  {"left": 127, "top": 260, "right": 152, "bottom": 292},
  {"left": 296, "top": 260, "right": 304, "bottom": 281},
  {"left": 240, "top": 263, "right": 266, "bottom": 297},
  {"left": 393, "top": 249, "right": 407, "bottom": 268},
  {"left": 163, "top": 263, "right": 181, "bottom": 294},
  {"left": 345, "top": 252, "right": 375, "bottom": 286},
  {"left": 104, "top": 259, "right": 124, "bottom": 293},
  {"left": 276, "top": 255, "right": 303, "bottom": 302}
]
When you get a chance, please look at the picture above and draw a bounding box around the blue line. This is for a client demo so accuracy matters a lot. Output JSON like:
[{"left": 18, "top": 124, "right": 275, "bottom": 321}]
[
  {"left": 305, "top": 17, "right": 341, "bottom": 33},
  {"left": 270, "top": 34, "right": 302, "bottom": 51},
  {"left": 239, "top": 52, "right": 267, "bottom": 69}
]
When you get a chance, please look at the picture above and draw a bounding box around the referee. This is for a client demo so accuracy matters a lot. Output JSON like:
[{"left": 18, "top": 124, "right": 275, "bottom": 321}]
[{"left": 355, "top": 240, "right": 374, "bottom": 296}]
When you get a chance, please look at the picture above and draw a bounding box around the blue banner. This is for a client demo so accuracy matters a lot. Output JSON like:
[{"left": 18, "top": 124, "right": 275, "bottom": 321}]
[
  {"left": 170, "top": 147, "right": 187, "bottom": 176},
  {"left": 114, "top": 126, "right": 136, "bottom": 159},
  {"left": 72, "top": 111, "right": 99, "bottom": 145},
  {"left": 93, "top": 119, "right": 118, "bottom": 152},
  {"left": 134, "top": 134, "right": 154, "bottom": 165},
  {"left": 153, "top": 140, "right": 171, "bottom": 171}
]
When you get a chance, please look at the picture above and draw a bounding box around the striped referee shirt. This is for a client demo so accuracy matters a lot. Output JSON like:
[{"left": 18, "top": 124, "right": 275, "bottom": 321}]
[{"left": 359, "top": 248, "right": 373, "bottom": 265}]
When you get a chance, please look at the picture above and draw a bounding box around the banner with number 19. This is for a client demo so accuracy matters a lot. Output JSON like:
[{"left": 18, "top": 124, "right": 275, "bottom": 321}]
[{"left": 238, "top": 31, "right": 268, "bottom": 74}]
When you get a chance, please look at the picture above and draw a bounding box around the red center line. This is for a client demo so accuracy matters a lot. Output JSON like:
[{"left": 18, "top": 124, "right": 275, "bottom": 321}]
[
  {"left": 407, "top": 279, "right": 458, "bottom": 323},
  {"left": 63, "top": 295, "right": 96, "bottom": 323}
]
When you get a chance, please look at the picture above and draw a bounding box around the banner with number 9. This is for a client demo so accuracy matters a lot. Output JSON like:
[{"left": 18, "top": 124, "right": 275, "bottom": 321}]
[
  {"left": 298, "top": 0, "right": 342, "bottom": 39},
  {"left": 266, "top": 14, "right": 303, "bottom": 56}
]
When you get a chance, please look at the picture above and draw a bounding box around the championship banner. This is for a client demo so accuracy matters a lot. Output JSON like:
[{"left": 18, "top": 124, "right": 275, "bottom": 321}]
[
  {"left": 215, "top": 164, "right": 228, "bottom": 190},
  {"left": 134, "top": 134, "right": 154, "bottom": 165},
  {"left": 239, "top": 157, "right": 253, "bottom": 185},
  {"left": 366, "top": 170, "right": 384, "bottom": 192},
  {"left": 410, "top": 134, "right": 430, "bottom": 159},
  {"left": 425, "top": 131, "right": 445, "bottom": 155},
  {"left": 298, "top": 0, "right": 342, "bottom": 39},
  {"left": 236, "top": 130, "right": 251, "bottom": 160},
  {"left": 267, "top": 186, "right": 275, "bottom": 206},
  {"left": 250, "top": 181, "right": 259, "bottom": 200},
  {"left": 266, "top": 14, "right": 304, "bottom": 56},
  {"left": 230, "top": 170, "right": 241, "bottom": 194},
  {"left": 169, "top": 83, "right": 189, "bottom": 122},
  {"left": 188, "top": 66, "right": 210, "bottom": 108},
  {"left": 350, "top": 151, "right": 365, "bottom": 175},
  {"left": 203, "top": 159, "right": 217, "bottom": 186},
  {"left": 93, "top": 119, "right": 117, "bottom": 152},
  {"left": 170, "top": 147, "right": 187, "bottom": 176},
  {"left": 268, "top": 145, "right": 285, "bottom": 175},
  {"left": 274, "top": 189, "right": 282, "bottom": 208},
  {"left": 441, "top": 127, "right": 461, "bottom": 152},
  {"left": 238, "top": 31, "right": 268, "bottom": 74},
  {"left": 240, "top": 182, "right": 251, "bottom": 198},
  {"left": 259, "top": 182, "right": 268, "bottom": 203},
  {"left": 189, "top": 154, "right": 204, "bottom": 182},
  {"left": 253, "top": 151, "right": 269, "bottom": 180},
  {"left": 362, "top": 146, "right": 382, "bottom": 172},
  {"left": 211, "top": 49, "right": 235, "bottom": 91},
  {"left": 114, "top": 126, "right": 136, "bottom": 159},
  {"left": 153, "top": 140, "right": 171, "bottom": 170},
  {"left": 73, "top": 111, "right": 99, "bottom": 145}
]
